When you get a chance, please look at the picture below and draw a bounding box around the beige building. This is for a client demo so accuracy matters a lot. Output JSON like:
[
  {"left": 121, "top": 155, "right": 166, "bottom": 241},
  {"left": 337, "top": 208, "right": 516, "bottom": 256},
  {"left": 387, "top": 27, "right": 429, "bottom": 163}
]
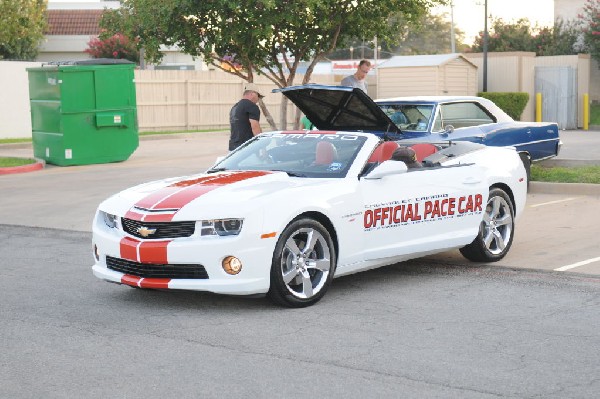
[
  {"left": 39, "top": 1, "right": 207, "bottom": 70},
  {"left": 376, "top": 54, "right": 478, "bottom": 98},
  {"left": 554, "top": 0, "right": 586, "bottom": 21},
  {"left": 39, "top": 1, "right": 119, "bottom": 62},
  {"left": 465, "top": 52, "right": 591, "bottom": 126}
]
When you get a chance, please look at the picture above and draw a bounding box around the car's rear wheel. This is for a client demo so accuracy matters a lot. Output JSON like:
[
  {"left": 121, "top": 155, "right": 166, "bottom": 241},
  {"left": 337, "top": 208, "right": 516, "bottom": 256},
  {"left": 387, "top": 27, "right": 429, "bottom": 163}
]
[
  {"left": 268, "top": 218, "right": 336, "bottom": 308},
  {"left": 460, "top": 188, "right": 515, "bottom": 262}
]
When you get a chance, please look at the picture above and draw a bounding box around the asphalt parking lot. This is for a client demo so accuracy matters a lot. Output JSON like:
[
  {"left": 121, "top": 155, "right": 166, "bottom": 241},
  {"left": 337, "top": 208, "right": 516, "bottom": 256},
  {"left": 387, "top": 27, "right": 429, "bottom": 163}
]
[{"left": 2, "top": 130, "right": 600, "bottom": 398}]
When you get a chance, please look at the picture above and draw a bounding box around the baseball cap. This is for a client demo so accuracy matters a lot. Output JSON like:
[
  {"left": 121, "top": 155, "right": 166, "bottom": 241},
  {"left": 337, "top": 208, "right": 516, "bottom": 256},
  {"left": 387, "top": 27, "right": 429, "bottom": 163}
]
[
  {"left": 244, "top": 83, "right": 265, "bottom": 98},
  {"left": 391, "top": 146, "right": 421, "bottom": 167}
]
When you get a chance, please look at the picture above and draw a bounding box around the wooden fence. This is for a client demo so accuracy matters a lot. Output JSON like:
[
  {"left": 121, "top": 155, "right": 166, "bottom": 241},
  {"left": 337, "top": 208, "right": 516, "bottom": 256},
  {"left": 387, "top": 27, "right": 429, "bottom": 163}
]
[{"left": 134, "top": 69, "right": 335, "bottom": 132}]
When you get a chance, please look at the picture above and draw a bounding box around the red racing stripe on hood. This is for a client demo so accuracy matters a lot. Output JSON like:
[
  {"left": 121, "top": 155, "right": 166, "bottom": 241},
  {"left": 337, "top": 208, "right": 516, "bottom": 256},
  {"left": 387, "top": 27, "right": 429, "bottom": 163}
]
[
  {"left": 123, "top": 210, "right": 177, "bottom": 223},
  {"left": 129, "top": 171, "right": 271, "bottom": 218}
]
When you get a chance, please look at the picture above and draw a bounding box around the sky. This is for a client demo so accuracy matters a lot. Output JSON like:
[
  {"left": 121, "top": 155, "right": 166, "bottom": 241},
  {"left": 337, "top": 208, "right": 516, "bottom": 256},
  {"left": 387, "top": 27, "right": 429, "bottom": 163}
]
[
  {"left": 433, "top": 0, "right": 555, "bottom": 44},
  {"left": 48, "top": 0, "right": 556, "bottom": 45}
]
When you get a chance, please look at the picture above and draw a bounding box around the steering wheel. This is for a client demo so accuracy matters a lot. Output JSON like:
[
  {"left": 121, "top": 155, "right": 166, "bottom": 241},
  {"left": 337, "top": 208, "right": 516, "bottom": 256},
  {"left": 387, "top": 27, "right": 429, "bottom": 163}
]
[{"left": 258, "top": 148, "right": 274, "bottom": 164}]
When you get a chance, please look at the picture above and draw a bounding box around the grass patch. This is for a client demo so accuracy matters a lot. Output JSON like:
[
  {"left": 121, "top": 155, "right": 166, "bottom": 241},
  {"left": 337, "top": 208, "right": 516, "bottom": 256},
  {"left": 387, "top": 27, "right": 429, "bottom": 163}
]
[
  {"left": 0, "top": 138, "right": 32, "bottom": 144},
  {"left": 0, "top": 157, "right": 37, "bottom": 167},
  {"left": 531, "top": 164, "right": 600, "bottom": 184},
  {"left": 139, "top": 129, "right": 228, "bottom": 136},
  {"left": 591, "top": 103, "right": 600, "bottom": 125}
]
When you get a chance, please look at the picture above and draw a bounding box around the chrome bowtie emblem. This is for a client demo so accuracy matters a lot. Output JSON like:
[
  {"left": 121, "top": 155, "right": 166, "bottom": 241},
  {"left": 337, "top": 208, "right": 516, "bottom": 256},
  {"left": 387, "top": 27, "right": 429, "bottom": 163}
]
[{"left": 137, "top": 226, "right": 157, "bottom": 237}]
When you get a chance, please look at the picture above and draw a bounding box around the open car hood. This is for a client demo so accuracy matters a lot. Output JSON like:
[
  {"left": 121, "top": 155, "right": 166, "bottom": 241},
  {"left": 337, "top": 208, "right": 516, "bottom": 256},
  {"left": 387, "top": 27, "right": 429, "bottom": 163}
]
[{"left": 274, "top": 84, "right": 401, "bottom": 134}]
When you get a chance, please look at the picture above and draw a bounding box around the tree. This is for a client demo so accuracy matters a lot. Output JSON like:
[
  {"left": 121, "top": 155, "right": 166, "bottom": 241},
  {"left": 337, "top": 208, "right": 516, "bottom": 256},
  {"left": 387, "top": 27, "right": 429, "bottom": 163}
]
[
  {"left": 470, "top": 18, "right": 535, "bottom": 53},
  {"left": 533, "top": 19, "right": 582, "bottom": 56},
  {"left": 328, "top": 11, "right": 467, "bottom": 60},
  {"left": 99, "top": 0, "right": 447, "bottom": 130},
  {"left": 580, "top": 0, "right": 600, "bottom": 65},
  {"left": 469, "top": 17, "right": 581, "bottom": 56},
  {"left": 384, "top": 12, "right": 467, "bottom": 55},
  {"left": 0, "top": 0, "right": 47, "bottom": 60},
  {"left": 85, "top": 33, "right": 140, "bottom": 63}
]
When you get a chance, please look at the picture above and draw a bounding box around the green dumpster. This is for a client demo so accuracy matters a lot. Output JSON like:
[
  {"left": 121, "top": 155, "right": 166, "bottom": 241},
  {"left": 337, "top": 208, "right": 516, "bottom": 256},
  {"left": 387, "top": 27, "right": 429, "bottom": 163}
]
[{"left": 27, "top": 59, "right": 139, "bottom": 166}]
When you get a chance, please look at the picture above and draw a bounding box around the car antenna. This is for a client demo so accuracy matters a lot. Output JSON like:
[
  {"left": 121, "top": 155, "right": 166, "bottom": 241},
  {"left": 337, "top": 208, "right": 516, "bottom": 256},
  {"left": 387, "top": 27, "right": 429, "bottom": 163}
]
[{"left": 383, "top": 123, "right": 393, "bottom": 141}]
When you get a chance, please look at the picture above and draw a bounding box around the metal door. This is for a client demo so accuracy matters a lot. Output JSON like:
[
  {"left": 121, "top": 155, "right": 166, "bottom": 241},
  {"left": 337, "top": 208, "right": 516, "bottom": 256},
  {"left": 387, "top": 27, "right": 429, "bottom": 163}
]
[{"left": 535, "top": 66, "right": 577, "bottom": 130}]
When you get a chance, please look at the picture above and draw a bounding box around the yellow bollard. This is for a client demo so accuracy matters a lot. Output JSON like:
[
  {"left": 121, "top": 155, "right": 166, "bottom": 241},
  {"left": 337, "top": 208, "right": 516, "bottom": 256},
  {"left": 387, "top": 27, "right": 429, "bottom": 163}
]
[
  {"left": 536, "top": 93, "right": 542, "bottom": 122},
  {"left": 583, "top": 93, "right": 589, "bottom": 131}
]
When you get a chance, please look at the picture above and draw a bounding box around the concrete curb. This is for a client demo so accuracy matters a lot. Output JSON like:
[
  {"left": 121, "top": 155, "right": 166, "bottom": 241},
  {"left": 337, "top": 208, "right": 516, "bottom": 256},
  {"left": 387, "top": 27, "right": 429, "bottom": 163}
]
[
  {"left": 0, "top": 158, "right": 44, "bottom": 175},
  {"left": 529, "top": 181, "right": 600, "bottom": 196},
  {"left": 540, "top": 159, "right": 600, "bottom": 168}
]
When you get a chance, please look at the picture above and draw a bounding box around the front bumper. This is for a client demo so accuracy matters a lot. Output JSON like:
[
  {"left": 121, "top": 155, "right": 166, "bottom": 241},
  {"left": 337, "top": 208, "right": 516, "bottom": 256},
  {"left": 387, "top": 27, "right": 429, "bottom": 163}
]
[
  {"left": 92, "top": 223, "right": 277, "bottom": 296},
  {"left": 92, "top": 264, "right": 269, "bottom": 295}
]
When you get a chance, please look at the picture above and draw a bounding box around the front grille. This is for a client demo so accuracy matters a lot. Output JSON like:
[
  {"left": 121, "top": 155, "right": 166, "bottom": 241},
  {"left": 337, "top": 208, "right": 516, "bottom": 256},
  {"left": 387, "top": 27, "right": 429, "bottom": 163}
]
[
  {"left": 106, "top": 256, "right": 209, "bottom": 279},
  {"left": 121, "top": 218, "right": 196, "bottom": 239}
]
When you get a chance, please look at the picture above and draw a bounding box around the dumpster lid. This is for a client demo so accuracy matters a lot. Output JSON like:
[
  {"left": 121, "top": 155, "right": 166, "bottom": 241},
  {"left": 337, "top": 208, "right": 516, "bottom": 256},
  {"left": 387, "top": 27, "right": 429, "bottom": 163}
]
[
  {"left": 73, "top": 58, "right": 134, "bottom": 65},
  {"left": 42, "top": 59, "right": 135, "bottom": 67}
]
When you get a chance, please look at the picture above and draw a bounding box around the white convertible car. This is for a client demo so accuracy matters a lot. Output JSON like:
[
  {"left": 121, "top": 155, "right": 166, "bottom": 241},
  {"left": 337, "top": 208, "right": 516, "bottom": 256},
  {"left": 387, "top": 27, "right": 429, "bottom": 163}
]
[{"left": 92, "top": 127, "right": 527, "bottom": 307}]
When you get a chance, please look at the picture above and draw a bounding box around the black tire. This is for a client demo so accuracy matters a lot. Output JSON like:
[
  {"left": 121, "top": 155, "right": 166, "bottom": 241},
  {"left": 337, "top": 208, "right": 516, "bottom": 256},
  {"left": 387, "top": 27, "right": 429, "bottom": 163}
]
[
  {"left": 459, "top": 188, "right": 515, "bottom": 262},
  {"left": 267, "top": 218, "right": 336, "bottom": 308}
]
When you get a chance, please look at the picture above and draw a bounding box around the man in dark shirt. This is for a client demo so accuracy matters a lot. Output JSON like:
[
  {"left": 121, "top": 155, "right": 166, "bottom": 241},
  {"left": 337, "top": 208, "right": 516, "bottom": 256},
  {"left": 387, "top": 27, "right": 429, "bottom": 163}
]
[{"left": 229, "top": 83, "right": 264, "bottom": 151}]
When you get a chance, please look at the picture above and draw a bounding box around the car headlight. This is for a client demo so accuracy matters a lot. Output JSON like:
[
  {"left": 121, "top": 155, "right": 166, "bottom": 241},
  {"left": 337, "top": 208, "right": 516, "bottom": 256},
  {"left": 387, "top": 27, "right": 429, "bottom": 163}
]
[
  {"left": 200, "top": 219, "right": 243, "bottom": 236},
  {"left": 101, "top": 211, "right": 118, "bottom": 229}
]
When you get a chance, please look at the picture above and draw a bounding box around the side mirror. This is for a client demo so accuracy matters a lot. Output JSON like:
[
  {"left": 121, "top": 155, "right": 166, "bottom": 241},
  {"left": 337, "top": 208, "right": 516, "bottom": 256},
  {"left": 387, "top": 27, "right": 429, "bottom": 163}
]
[
  {"left": 443, "top": 125, "right": 455, "bottom": 134},
  {"left": 363, "top": 160, "right": 408, "bottom": 180},
  {"left": 213, "top": 156, "right": 226, "bottom": 166}
]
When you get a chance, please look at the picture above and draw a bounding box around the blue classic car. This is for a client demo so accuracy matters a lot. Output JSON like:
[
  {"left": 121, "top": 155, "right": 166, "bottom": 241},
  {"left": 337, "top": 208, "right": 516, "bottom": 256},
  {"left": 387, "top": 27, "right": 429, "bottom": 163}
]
[{"left": 277, "top": 84, "right": 561, "bottom": 178}]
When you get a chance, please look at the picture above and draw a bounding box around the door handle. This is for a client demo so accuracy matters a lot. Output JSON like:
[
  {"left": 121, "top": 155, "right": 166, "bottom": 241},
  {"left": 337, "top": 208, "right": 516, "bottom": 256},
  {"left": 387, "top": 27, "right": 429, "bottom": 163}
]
[{"left": 463, "top": 177, "right": 482, "bottom": 185}]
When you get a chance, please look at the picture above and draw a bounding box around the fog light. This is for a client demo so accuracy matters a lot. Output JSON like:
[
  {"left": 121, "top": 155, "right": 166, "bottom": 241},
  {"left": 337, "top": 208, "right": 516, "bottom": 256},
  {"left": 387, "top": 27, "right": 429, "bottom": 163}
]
[
  {"left": 222, "top": 256, "right": 242, "bottom": 275},
  {"left": 93, "top": 244, "right": 100, "bottom": 261}
]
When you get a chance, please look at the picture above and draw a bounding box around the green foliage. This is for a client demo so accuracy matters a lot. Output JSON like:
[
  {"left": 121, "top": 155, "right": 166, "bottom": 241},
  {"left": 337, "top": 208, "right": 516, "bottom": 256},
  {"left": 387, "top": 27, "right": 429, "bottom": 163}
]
[
  {"left": 0, "top": 157, "right": 36, "bottom": 167},
  {"left": 0, "top": 0, "right": 47, "bottom": 60},
  {"left": 591, "top": 103, "right": 600, "bottom": 125},
  {"left": 98, "top": 0, "right": 446, "bottom": 129},
  {"left": 0, "top": 138, "right": 31, "bottom": 144},
  {"left": 85, "top": 33, "right": 140, "bottom": 63},
  {"left": 328, "top": 10, "right": 466, "bottom": 60},
  {"left": 477, "top": 92, "right": 529, "bottom": 120},
  {"left": 470, "top": 18, "right": 534, "bottom": 52},
  {"left": 386, "top": 12, "right": 468, "bottom": 55},
  {"left": 531, "top": 164, "right": 600, "bottom": 184},
  {"left": 99, "top": 0, "right": 445, "bottom": 85},
  {"left": 534, "top": 19, "right": 583, "bottom": 56},
  {"left": 580, "top": 0, "right": 600, "bottom": 65},
  {"left": 469, "top": 17, "right": 581, "bottom": 56}
]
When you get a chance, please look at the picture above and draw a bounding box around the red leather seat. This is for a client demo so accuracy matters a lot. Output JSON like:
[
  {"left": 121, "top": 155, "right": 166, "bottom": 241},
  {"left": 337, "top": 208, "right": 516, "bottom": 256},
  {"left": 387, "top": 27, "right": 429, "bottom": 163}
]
[
  {"left": 315, "top": 141, "right": 338, "bottom": 165},
  {"left": 411, "top": 143, "right": 439, "bottom": 162},
  {"left": 368, "top": 141, "right": 400, "bottom": 163}
]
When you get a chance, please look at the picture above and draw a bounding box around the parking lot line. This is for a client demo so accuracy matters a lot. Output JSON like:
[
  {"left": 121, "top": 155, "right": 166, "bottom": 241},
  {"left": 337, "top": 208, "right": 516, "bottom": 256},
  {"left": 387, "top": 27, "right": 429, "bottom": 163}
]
[
  {"left": 554, "top": 256, "right": 600, "bottom": 272},
  {"left": 530, "top": 197, "right": 578, "bottom": 208}
]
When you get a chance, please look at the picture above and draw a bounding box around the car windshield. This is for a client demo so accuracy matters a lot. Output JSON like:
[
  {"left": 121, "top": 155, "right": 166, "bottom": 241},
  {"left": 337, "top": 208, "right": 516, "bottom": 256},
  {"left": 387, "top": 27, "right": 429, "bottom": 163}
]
[
  {"left": 209, "top": 133, "right": 368, "bottom": 178},
  {"left": 378, "top": 104, "right": 434, "bottom": 132}
]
